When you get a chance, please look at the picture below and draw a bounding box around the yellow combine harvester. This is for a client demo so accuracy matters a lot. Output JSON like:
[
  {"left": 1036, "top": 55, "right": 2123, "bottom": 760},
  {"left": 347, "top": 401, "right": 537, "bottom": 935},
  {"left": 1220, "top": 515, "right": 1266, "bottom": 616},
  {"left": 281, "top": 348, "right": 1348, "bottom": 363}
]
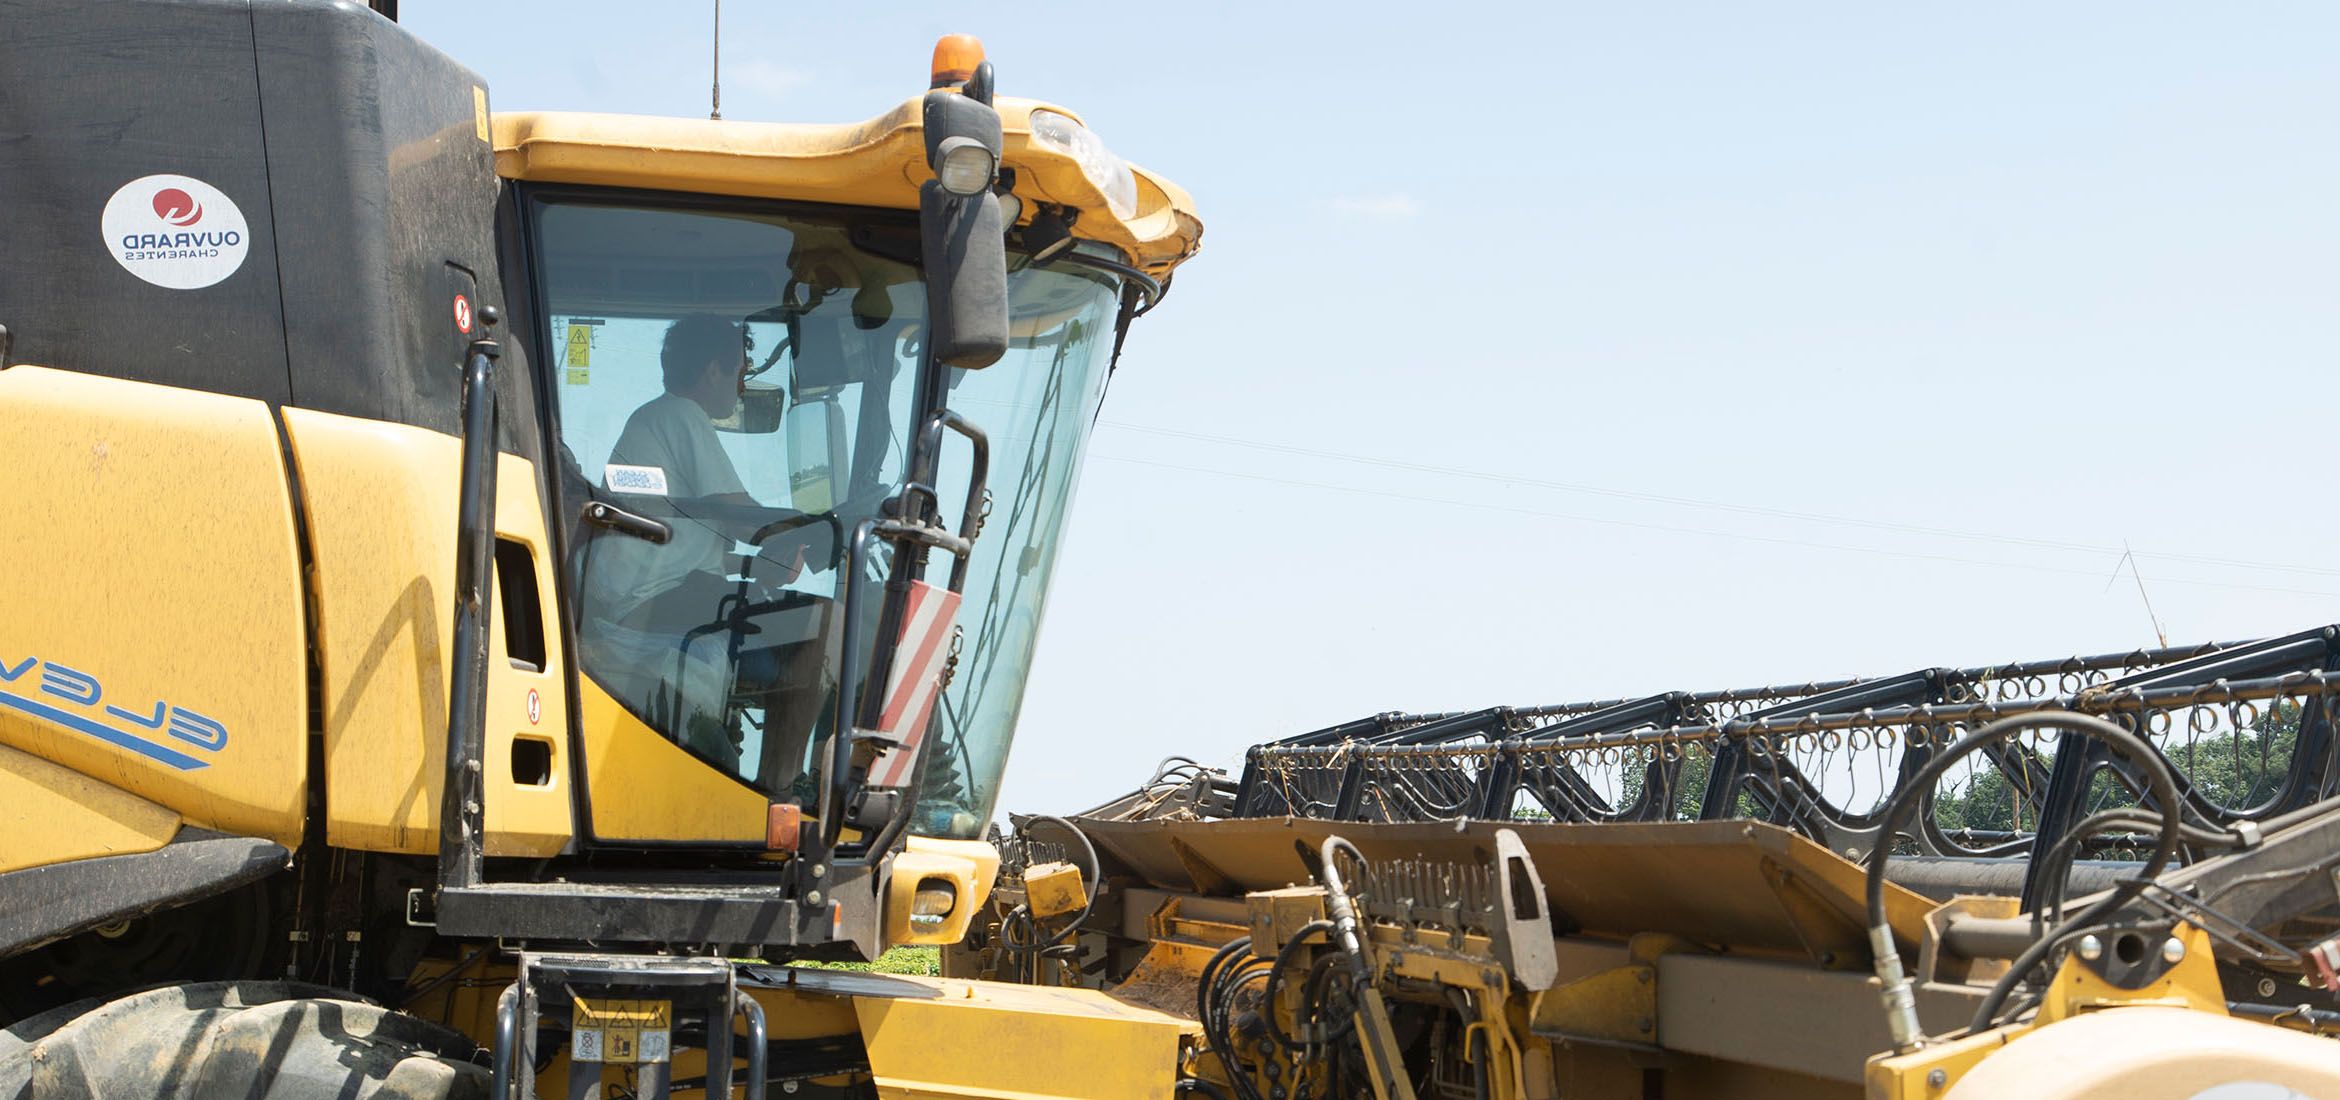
[
  {"left": 0, "top": 1, "right": 1199, "bottom": 1095},
  {"left": 6, "top": 3, "right": 2337, "bottom": 1099},
  {"left": 962, "top": 649, "right": 2340, "bottom": 1099}
]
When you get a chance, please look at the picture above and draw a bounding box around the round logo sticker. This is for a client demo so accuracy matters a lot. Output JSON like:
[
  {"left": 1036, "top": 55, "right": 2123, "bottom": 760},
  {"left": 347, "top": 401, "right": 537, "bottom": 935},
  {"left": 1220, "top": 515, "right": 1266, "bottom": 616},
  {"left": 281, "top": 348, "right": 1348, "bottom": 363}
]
[{"left": 100, "top": 173, "right": 251, "bottom": 290}]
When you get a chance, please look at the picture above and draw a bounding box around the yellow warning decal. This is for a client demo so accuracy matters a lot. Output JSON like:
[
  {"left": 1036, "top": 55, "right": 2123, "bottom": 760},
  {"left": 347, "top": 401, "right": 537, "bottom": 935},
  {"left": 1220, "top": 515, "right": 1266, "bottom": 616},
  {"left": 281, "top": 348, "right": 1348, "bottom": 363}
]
[
  {"left": 571, "top": 996, "right": 672, "bottom": 1065},
  {"left": 564, "top": 320, "right": 596, "bottom": 385},
  {"left": 472, "top": 86, "right": 490, "bottom": 142}
]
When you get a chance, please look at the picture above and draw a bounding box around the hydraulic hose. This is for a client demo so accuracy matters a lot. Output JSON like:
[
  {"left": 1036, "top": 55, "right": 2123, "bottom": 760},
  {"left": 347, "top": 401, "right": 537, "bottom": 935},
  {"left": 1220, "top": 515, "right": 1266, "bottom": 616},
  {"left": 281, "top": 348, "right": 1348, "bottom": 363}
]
[
  {"left": 1265, "top": 920, "right": 1336, "bottom": 1051},
  {"left": 1197, "top": 937, "right": 1269, "bottom": 1100},
  {"left": 1861, "top": 712, "right": 2182, "bottom": 1048},
  {"left": 1175, "top": 1079, "right": 1232, "bottom": 1100},
  {"left": 1318, "top": 837, "right": 1375, "bottom": 989},
  {"left": 2030, "top": 807, "right": 2248, "bottom": 933},
  {"left": 996, "top": 816, "right": 1103, "bottom": 984}
]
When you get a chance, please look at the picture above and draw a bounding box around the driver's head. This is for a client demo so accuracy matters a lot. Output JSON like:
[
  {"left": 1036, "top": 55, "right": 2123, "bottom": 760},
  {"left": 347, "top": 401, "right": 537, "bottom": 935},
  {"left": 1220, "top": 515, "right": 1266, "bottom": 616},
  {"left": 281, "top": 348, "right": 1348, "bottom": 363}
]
[{"left": 661, "top": 314, "right": 752, "bottom": 419}]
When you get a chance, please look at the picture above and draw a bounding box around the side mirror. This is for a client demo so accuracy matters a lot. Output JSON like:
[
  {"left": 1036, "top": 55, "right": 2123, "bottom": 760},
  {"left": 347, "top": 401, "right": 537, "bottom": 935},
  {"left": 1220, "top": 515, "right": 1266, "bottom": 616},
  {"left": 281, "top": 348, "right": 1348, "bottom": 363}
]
[
  {"left": 711, "top": 382, "right": 784, "bottom": 434},
  {"left": 783, "top": 398, "right": 849, "bottom": 513},
  {"left": 919, "top": 77, "right": 1009, "bottom": 370}
]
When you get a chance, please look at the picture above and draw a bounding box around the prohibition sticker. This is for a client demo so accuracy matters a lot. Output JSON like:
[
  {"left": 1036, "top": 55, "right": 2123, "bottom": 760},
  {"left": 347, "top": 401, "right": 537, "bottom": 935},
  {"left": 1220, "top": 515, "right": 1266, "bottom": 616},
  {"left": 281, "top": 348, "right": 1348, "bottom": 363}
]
[
  {"left": 101, "top": 174, "right": 251, "bottom": 290},
  {"left": 454, "top": 294, "right": 473, "bottom": 334},
  {"left": 526, "top": 688, "right": 541, "bottom": 726}
]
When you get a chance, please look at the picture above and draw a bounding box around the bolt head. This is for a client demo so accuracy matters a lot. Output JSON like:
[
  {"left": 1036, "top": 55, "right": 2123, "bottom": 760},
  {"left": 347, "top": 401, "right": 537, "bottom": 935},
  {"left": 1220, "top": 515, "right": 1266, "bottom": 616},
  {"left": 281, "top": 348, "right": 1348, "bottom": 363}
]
[
  {"left": 1927, "top": 1068, "right": 1947, "bottom": 1088},
  {"left": 2161, "top": 937, "right": 2186, "bottom": 964},
  {"left": 2077, "top": 934, "right": 2104, "bottom": 961},
  {"left": 2259, "top": 977, "right": 2280, "bottom": 998},
  {"left": 806, "top": 890, "right": 824, "bottom": 905}
]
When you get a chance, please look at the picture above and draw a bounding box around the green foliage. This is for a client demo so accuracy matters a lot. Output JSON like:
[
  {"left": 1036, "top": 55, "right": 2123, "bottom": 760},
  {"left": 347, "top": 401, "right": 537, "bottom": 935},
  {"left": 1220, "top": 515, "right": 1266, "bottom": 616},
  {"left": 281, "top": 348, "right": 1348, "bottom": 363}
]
[
  {"left": 1933, "top": 764, "right": 2026, "bottom": 834},
  {"left": 788, "top": 946, "right": 941, "bottom": 976},
  {"left": 1614, "top": 746, "right": 1760, "bottom": 821},
  {"left": 2172, "top": 700, "right": 2301, "bottom": 811}
]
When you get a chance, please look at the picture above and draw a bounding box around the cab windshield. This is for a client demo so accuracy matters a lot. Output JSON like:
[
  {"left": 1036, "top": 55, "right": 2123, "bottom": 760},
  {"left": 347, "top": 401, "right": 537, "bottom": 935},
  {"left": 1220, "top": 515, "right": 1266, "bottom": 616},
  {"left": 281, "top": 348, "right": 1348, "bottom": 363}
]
[{"left": 533, "top": 195, "right": 1121, "bottom": 837}]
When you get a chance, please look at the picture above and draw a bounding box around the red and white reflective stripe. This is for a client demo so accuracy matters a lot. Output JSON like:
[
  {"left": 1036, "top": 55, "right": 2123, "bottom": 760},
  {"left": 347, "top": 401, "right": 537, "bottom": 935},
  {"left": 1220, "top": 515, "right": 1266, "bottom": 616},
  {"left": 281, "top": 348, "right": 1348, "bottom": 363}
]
[
  {"left": 2313, "top": 938, "right": 2340, "bottom": 992},
  {"left": 867, "top": 580, "right": 961, "bottom": 788}
]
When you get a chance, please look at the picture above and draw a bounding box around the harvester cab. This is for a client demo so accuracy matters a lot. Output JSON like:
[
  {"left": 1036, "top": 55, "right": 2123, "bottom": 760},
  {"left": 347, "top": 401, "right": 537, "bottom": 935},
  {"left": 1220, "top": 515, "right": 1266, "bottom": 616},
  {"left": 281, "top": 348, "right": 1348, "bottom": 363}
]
[{"left": 0, "top": 2, "right": 1199, "bottom": 1094}]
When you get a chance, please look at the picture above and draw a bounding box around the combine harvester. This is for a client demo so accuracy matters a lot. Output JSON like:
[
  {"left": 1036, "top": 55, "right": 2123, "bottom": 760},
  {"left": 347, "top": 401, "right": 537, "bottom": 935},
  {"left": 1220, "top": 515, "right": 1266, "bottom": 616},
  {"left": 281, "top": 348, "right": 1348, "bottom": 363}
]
[
  {"left": 3, "top": 1, "right": 2334, "bottom": 1097},
  {"left": 962, "top": 631, "right": 2340, "bottom": 1098},
  {"left": 1, "top": 1, "right": 1212, "bottom": 1096}
]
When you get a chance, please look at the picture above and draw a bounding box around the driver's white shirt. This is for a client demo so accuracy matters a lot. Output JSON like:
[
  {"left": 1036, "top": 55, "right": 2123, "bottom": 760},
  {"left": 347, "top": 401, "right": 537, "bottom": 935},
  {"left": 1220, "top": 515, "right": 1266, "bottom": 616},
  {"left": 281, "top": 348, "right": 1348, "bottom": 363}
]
[{"left": 587, "top": 391, "right": 748, "bottom": 623}]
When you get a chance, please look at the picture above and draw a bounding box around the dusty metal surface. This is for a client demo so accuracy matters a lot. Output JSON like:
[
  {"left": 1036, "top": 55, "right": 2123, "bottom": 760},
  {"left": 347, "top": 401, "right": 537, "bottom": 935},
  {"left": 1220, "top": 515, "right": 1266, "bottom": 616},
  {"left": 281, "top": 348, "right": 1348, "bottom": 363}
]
[{"left": 1076, "top": 816, "right": 1937, "bottom": 958}]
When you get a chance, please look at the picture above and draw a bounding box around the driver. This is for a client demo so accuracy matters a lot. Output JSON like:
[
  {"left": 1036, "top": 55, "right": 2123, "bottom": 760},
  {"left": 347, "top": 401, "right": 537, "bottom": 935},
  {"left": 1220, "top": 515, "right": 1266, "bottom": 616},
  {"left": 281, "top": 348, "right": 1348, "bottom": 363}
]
[
  {"left": 595, "top": 313, "right": 760, "bottom": 616},
  {"left": 585, "top": 314, "right": 795, "bottom": 771}
]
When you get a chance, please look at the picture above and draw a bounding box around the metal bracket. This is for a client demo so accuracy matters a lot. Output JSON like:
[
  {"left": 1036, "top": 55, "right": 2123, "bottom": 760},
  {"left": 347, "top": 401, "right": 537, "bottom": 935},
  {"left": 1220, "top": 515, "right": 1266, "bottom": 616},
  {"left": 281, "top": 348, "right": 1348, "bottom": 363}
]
[
  {"left": 490, "top": 952, "right": 765, "bottom": 1100},
  {"left": 404, "top": 887, "right": 436, "bottom": 928}
]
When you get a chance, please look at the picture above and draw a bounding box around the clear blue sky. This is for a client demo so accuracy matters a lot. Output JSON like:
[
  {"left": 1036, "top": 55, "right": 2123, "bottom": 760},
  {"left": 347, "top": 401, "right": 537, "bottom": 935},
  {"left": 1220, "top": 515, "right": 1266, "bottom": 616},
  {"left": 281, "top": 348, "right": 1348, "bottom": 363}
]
[{"left": 406, "top": 2, "right": 2340, "bottom": 820}]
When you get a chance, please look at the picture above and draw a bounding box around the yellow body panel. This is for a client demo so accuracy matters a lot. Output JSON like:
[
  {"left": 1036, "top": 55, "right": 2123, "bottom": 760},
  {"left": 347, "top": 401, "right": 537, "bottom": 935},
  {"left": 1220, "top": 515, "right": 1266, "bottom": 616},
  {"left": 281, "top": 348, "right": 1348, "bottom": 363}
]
[
  {"left": 888, "top": 837, "right": 1003, "bottom": 946},
  {"left": 0, "top": 367, "right": 307, "bottom": 848},
  {"left": 415, "top": 962, "right": 1190, "bottom": 1099},
  {"left": 574, "top": 676, "right": 767, "bottom": 844},
  {"left": 493, "top": 97, "right": 1202, "bottom": 281},
  {"left": 1867, "top": 923, "right": 2237, "bottom": 1100},
  {"left": 846, "top": 973, "right": 1193, "bottom": 1100},
  {"left": 0, "top": 741, "right": 180, "bottom": 874},
  {"left": 281, "top": 409, "right": 573, "bottom": 857},
  {"left": 1020, "top": 861, "right": 1085, "bottom": 921}
]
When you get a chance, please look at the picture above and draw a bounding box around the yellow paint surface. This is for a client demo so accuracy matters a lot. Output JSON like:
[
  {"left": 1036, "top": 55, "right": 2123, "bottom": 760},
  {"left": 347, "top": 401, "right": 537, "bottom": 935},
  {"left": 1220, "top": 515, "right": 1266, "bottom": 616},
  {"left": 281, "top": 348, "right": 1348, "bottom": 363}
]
[
  {"left": 0, "top": 741, "right": 181, "bottom": 874},
  {"left": 493, "top": 97, "right": 1201, "bottom": 283},
  {"left": 0, "top": 368, "right": 306, "bottom": 846},
  {"left": 281, "top": 409, "right": 572, "bottom": 857},
  {"left": 574, "top": 676, "right": 767, "bottom": 844},
  {"left": 850, "top": 975, "right": 1193, "bottom": 1100},
  {"left": 888, "top": 837, "right": 1002, "bottom": 945}
]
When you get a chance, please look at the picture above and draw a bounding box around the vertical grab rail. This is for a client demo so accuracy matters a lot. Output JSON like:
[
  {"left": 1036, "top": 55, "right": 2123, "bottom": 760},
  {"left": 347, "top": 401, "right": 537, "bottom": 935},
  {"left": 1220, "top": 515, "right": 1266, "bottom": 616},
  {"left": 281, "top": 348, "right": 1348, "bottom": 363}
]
[{"left": 439, "top": 317, "right": 501, "bottom": 892}]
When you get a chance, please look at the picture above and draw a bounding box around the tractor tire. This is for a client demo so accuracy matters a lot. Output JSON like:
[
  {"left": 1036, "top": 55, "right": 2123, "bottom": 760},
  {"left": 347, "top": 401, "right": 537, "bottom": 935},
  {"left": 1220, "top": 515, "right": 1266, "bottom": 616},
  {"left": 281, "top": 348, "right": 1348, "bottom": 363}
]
[{"left": 0, "top": 981, "right": 491, "bottom": 1099}]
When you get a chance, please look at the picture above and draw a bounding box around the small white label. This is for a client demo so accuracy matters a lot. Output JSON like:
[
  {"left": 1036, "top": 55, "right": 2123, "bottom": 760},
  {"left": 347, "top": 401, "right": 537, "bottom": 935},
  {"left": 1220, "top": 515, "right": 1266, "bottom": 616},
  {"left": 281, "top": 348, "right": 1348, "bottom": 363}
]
[
  {"left": 572, "top": 1027, "right": 604, "bottom": 1061},
  {"left": 100, "top": 174, "right": 251, "bottom": 290},
  {"left": 604, "top": 464, "right": 670, "bottom": 495}
]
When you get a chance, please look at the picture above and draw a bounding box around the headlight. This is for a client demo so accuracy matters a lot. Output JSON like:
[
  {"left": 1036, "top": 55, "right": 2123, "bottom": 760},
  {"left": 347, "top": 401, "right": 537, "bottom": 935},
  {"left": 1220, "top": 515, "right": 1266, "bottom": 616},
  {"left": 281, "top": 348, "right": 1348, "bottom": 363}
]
[
  {"left": 934, "top": 136, "right": 998, "bottom": 196},
  {"left": 1028, "top": 109, "right": 1137, "bottom": 218},
  {"left": 909, "top": 880, "right": 958, "bottom": 931}
]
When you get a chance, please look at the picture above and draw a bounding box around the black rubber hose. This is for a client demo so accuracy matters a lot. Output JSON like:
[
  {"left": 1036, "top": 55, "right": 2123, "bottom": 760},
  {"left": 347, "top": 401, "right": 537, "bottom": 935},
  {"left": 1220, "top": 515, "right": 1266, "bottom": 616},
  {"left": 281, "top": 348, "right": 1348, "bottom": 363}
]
[
  {"left": 1197, "top": 938, "right": 1247, "bottom": 1035},
  {"left": 1176, "top": 1078, "right": 1231, "bottom": 1100},
  {"left": 1896, "top": 716, "right": 2181, "bottom": 1035},
  {"left": 1302, "top": 952, "right": 1360, "bottom": 1045},
  {"left": 1017, "top": 817, "right": 1101, "bottom": 938},
  {"left": 2032, "top": 808, "right": 2248, "bottom": 933},
  {"left": 1197, "top": 938, "right": 1267, "bottom": 1100},
  {"left": 1264, "top": 920, "right": 1336, "bottom": 1051},
  {"left": 1214, "top": 964, "right": 1274, "bottom": 1100},
  {"left": 1859, "top": 713, "right": 2182, "bottom": 1041}
]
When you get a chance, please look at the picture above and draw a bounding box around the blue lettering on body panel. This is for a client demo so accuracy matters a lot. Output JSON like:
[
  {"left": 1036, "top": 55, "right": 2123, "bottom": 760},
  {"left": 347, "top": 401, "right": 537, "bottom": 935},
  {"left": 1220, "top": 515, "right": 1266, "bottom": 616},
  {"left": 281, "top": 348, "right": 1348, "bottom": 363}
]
[
  {"left": 167, "top": 708, "right": 228, "bottom": 751},
  {"left": 0, "top": 653, "right": 223, "bottom": 771},
  {"left": 39, "top": 663, "right": 100, "bottom": 706},
  {"left": 105, "top": 700, "right": 168, "bottom": 730}
]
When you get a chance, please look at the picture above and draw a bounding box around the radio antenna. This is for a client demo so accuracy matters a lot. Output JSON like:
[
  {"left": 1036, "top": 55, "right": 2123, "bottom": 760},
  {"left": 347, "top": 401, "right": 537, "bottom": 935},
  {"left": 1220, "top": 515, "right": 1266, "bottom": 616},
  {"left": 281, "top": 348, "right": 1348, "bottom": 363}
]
[
  {"left": 2108, "top": 543, "right": 2169, "bottom": 648},
  {"left": 709, "top": 0, "right": 722, "bottom": 120}
]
